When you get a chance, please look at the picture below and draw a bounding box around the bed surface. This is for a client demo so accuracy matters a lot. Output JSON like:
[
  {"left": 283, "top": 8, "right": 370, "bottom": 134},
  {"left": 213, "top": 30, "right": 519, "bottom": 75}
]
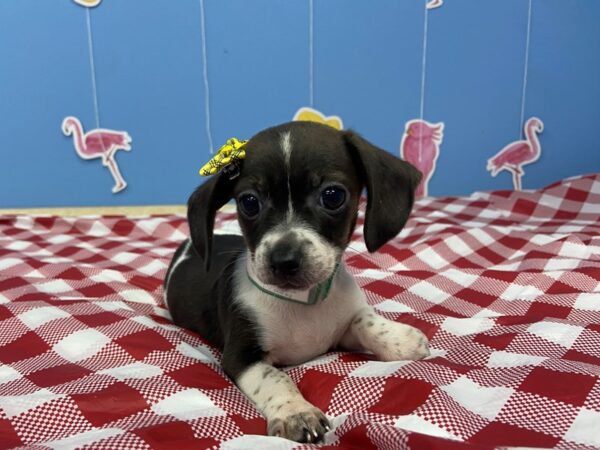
[{"left": 0, "top": 174, "right": 599, "bottom": 449}]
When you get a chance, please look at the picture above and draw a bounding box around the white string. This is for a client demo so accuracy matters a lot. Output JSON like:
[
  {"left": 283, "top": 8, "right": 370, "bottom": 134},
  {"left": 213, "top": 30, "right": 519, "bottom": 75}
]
[
  {"left": 519, "top": 0, "right": 533, "bottom": 138},
  {"left": 418, "top": 1, "right": 430, "bottom": 163},
  {"left": 199, "top": 0, "right": 214, "bottom": 153},
  {"left": 85, "top": 8, "right": 101, "bottom": 129},
  {"left": 419, "top": 3, "right": 429, "bottom": 121},
  {"left": 309, "top": 0, "right": 314, "bottom": 107}
]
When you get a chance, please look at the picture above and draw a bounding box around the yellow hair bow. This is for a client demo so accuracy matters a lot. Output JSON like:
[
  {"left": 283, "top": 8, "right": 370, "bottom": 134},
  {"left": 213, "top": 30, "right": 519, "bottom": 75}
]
[{"left": 199, "top": 138, "right": 247, "bottom": 177}]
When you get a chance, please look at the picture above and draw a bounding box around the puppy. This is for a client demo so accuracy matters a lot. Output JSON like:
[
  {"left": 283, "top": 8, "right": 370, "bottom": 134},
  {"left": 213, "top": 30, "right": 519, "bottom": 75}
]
[{"left": 164, "top": 121, "right": 429, "bottom": 443}]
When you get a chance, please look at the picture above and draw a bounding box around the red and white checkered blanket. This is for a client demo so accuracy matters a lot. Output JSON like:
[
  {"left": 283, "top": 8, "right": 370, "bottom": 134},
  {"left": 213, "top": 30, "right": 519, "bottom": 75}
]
[{"left": 1, "top": 174, "right": 599, "bottom": 450}]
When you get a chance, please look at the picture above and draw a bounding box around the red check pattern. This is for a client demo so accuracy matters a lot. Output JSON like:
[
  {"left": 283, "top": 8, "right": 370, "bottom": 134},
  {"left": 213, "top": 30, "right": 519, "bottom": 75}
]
[{"left": 0, "top": 174, "right": 599, "bottom": 449}]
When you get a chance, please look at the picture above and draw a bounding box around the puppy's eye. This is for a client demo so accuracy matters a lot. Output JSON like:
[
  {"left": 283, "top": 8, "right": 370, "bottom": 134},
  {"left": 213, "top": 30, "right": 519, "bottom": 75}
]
[
  {"left": 238, "top": 194, "right": 261, "bottom": 218},
  {"left": 320, "top": 186, "right": 346, "bottom": 211}
]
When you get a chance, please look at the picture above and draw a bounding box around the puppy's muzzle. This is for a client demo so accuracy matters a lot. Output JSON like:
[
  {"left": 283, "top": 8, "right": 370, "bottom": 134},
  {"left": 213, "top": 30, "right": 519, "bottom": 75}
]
[{"left": 253, "top": 227, "right": 338, "bottom": 290}]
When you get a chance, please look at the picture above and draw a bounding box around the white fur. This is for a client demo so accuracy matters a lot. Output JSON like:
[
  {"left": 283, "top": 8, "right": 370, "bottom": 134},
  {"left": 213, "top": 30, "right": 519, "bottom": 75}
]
[
  {"left": 340, "top": 307, "right": 430, "bottom": 361},
  {"left": 236, "top": 256, "right": 366, "bottom": 365},
  {"left": 236, "top": 255, "right": 429, "bottom": 365},
  {"left": 279, "top": 131, "right": 294, "bottom": 221},
  {"left": 234, "top": 253, "right": 429, "bottom": 441},
  {"left": 163, "top": 239, "right": 191, "bottom": 306},
  {"left": 237, "top": 361, "right": 329, "bottom": 442}
]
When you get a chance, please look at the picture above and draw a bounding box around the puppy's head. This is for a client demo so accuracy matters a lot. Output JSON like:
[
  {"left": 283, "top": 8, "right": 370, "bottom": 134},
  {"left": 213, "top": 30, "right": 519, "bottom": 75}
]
[{"left": 188, "top": 121, "right": 421, "bottom": 289}]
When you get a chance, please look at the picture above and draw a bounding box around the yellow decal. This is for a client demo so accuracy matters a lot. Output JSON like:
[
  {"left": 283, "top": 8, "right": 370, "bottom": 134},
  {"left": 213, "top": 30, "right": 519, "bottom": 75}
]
[
  {"left": 73, "top": 0, "right": 102, "bottom": 7},
  {"left": 293, "top": 107, "right": 343, "bottom": 130}
]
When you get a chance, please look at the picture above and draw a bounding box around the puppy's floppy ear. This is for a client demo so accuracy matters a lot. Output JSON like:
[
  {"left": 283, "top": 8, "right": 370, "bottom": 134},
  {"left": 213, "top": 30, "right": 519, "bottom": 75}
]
[
  {"left": 344, "top": 130, "right": 422, "bottom": 253},
  {"left": 187, "top": 173, "right": 235, "bottom": 271}
]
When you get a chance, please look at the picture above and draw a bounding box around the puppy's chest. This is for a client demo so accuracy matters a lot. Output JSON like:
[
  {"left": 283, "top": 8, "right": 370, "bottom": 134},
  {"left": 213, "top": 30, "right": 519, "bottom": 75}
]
[
  {"left": 255, "top": 296, "right": 354, "bottom": 365},
  {"left": 234, "top": 261, "right": 366, "bottom": 366}
]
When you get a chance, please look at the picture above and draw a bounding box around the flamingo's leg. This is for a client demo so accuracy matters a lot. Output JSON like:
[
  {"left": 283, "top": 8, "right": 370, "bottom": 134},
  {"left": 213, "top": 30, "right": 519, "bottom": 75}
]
[
  {"left": 416, "top": 172, "right": 431, "bottom": 198},
  {"left": 511, "top": 170, "right": 522, "bottom": 191},
  {"left": 104, "top": 155, "right": 127, "bottom": 193}
]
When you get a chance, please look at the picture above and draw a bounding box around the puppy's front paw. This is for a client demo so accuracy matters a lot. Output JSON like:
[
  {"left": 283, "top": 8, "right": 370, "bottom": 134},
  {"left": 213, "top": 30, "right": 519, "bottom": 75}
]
[
  {"left": 377, "top": 323, "right": 430, "bottom": 362},
  {"left": 267, "top": 403, "right": 330, "bottom": 443}
]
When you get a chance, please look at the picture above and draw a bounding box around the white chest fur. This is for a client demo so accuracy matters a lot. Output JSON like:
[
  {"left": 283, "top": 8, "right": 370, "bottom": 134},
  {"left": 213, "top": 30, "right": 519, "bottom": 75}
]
[{"left": 234, "top": 258, "right": 366, "bottom": 366}]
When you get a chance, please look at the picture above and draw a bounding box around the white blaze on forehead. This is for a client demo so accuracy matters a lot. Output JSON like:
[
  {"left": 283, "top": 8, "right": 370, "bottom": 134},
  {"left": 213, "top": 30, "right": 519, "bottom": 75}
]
[
  {"left": 279, "top": 131, "right": 294, "bottom": 219},
  {"left": 280, "top": 131, "right": 292, "bottom": 166}
]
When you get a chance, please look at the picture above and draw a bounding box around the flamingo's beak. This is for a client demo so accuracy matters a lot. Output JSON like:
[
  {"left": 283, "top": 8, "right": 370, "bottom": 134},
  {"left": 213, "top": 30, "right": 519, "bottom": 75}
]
[{"left": 406, "top": 129, "right": 411, "bottom": 136}]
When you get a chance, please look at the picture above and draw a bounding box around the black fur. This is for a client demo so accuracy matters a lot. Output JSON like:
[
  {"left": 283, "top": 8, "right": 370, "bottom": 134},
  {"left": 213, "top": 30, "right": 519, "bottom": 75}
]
[
  {"left": 344, "top": 131, "right": 422, "bottom": 252},
  {"left": 165, "top": 235, "right": 264, "bottom": 379},
  {"left": 187, "top": 174, "right": 237, "bottom": 271}
]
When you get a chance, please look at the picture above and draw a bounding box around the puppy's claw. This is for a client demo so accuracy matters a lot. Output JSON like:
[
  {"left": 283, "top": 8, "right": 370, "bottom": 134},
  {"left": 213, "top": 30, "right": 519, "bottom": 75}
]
[
  {"left": 267, "top": 408, "right": 329, "bottom": 443},
  {"left": 267, "top": 418, "right": 285, "bottom": 438}
]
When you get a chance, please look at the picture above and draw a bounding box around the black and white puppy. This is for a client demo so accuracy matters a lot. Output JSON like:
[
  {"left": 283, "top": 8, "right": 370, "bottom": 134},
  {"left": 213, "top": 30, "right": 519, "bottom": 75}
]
[{"left": 164, "top": 121, "right": 429, "bottom": 443}]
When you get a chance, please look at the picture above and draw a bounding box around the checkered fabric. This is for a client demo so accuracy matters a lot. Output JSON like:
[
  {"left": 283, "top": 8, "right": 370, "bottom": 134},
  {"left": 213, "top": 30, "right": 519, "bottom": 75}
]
[{"left": 0, "top": 174, "right": 599, "bottom": 450}]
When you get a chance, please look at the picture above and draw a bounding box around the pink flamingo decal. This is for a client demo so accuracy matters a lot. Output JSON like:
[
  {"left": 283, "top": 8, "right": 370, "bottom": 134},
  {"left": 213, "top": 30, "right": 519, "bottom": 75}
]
[
  {"left": 487, "top": 117, "right": 543, "bottom": 191},
  {"left": 426, "top": 0, "right": 443, "bottom": 10},
  {"left": 400, "top": 119, "right": 444, "bottom": 198},
  {"left": 62, "top": 116, "right": 132, "bottom": 193}
]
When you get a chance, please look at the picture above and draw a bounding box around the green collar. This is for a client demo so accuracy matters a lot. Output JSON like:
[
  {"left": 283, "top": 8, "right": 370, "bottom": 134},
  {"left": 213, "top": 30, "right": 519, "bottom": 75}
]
[{"left": 246, "top": 261, "right": 340, "bottom": 305}]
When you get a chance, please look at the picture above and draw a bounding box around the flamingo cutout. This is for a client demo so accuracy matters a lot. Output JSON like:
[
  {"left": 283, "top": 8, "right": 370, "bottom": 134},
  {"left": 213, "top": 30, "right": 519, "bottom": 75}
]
[
  {"left": 62, "top": 116, "right": 132, "bottom": 193},
  {"left": 487, "top": 117, "right": 544, "bottom": 191},
  {"left": 400, "top": 119, "right": 444, "bottom": 198},
  {"left": 426, "top": 0, "right": 443, "bottom": 10}
]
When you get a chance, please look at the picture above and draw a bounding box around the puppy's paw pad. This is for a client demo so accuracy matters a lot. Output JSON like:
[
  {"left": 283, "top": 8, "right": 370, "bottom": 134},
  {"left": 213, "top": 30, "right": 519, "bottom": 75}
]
[{"left": 268, "top": 408, "right": 330, "bottom": 443}]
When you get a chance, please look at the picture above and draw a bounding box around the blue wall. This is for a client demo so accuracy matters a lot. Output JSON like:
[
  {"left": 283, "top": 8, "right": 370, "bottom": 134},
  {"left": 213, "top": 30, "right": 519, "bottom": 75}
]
[{"left": 0, "top": 0, "right": 599, "bottom": 208}]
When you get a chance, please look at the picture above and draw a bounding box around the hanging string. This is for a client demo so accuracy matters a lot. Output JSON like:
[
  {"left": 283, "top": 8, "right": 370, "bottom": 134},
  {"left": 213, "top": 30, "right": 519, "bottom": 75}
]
[
  {"left": 419, "top": 2, "right": 429, "bottom": 123},
  {"left": 418, "top": 1, "right": 430, "bottom": 164},
  {"left": 519, "top": 0, "right": 533, "bottom": 138},
  {"left": 308, "top": 0, "right": 314, "bottom": 107},
  {"left": 85, "top": 8, "right": 101, "bottom": 130},
  {"left": 199, "top": 0, "right": 214, "bottom": 153}
]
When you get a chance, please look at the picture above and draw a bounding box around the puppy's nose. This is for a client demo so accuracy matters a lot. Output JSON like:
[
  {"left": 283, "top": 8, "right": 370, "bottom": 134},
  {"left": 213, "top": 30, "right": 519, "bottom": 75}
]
[{"left": 269, "top": 244, "right": 302, "bottom": 277}]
